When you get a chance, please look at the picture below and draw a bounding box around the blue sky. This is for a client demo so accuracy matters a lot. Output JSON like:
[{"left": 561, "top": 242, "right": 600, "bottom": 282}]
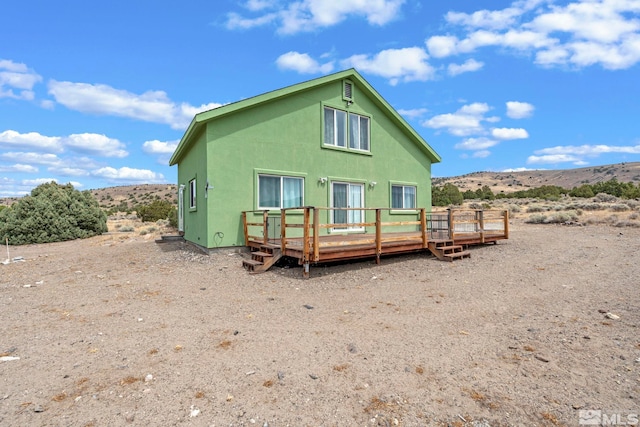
[{"left": 2, "top": 0, "right": 640, "bottom": 197}]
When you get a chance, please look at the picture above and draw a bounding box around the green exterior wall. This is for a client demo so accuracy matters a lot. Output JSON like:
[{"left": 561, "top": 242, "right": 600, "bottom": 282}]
[{"left": 172, "top": 70, "right": 439, "bottom": 249}]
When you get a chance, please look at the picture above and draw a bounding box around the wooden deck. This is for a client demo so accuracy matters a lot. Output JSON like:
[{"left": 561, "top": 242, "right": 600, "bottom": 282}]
[{"left": 242, "top": 207, "right": 508, "bottom": 277}]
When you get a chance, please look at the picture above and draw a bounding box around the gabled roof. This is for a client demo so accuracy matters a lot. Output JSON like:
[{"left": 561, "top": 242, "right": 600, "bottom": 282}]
[{"left": 169, "top": 69, "right": 441, "bottom": 166}]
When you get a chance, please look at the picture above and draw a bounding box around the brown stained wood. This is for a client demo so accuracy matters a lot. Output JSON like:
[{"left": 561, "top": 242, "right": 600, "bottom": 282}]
[{"left": 243, "top": 207, "right": 507, "bottom": 276}]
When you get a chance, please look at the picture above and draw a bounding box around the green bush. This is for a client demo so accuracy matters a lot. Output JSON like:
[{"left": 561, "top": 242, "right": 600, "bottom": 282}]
[
  {"left": 0, "top": 182, "right": 107, "bottom": 245},
  {"left": 136, "top": 200, "right": 174, "bottom": 223}
]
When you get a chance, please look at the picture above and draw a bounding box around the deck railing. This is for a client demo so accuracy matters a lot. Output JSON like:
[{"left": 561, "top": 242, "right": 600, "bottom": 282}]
[{"left": 242, "top": 207, "right": 509, "bottom": 268}]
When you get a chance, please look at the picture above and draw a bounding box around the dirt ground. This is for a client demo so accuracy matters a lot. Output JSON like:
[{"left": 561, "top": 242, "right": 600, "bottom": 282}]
[{"left": 1, "top": 219, "right": 639, "bottom": 427}]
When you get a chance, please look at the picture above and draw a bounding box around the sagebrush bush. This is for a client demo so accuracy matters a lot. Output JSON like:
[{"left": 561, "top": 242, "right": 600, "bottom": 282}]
[
  {"left": 119, "top": 225, "right": 134, "bottom": 232},
  {"left": 595, "top": 193, "right": 618, "bottom": 203},
  {"left": 610, "top": 203, "right": 630, "bottom": 212},
  {"left": 545, "top": 212, "right": 579, "bottom": 223},
  {"left": 0, "top": 182, "right": 107, "bottom": 245},
  {"left": 526, "top": 214, "right": 547, "bottom": 224},
  {"left": 526, "top": 205, "right": 546, "bottom": 213}
]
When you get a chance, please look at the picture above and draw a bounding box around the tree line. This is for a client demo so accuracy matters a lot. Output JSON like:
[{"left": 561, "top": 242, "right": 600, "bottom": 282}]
[{"left": 432, "top": 178, "right": 640, "bottom": 206}]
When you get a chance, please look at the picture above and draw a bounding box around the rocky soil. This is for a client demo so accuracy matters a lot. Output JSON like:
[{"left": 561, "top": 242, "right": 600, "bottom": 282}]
[{"left": 1, "top": 220, "right": 639, "bottom": 426}]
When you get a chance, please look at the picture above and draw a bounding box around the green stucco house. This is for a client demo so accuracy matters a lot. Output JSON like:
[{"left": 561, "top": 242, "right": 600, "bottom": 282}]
[{"left": 169, "top": 69, "right": 441, "bottom": 250}]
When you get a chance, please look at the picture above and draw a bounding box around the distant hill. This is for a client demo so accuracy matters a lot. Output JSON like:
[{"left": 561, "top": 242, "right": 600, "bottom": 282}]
[
  {"left": 2, "top": 162, "right": 640, "bottom": 207},
  {"left": 433, "top": 162, "right": 640, "bottom": 194},
  {"left": 1, "top": 184, "right": 177, "bottom": 209}
]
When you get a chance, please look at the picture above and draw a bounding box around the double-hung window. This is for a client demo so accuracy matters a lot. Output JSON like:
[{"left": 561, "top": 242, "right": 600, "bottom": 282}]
[
  {"left": 258, "top": 175, "right": 304, "bottom": 209},
  {"left": 349, "top": 113, "right": 369, "bottom": 151},
  {"left": 324, "top": 106, "right": 370, "bottom": 152},
  {"left": 391, "top": 185, "right": 416, "bottom": 209}
]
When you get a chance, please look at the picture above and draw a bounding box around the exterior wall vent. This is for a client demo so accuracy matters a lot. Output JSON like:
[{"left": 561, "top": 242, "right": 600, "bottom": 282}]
[{"left": 343, "top": 80, "right": 353, "bottom": 102}]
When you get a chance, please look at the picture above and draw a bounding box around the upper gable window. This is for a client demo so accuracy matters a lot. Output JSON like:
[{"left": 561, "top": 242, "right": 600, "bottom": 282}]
[{"left": 324, "top": 106, "right": 370, "bottom": 153}]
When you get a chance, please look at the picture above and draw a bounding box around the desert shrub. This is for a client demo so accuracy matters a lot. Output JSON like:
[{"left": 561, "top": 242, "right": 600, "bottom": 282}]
[
  {"left": 525, "top": 214, "right": 547, "bottom": 224},
  {"left": 545, "top": 212, "right": 579, "bottom": 223},
  {"left": 136, "top": 200, "right": 174, "bottom": 223},
  {"left": 595, "top": 193, "right": 618, "bottom": 203},
  {"left": 168, "top": 207, "right": 178, "bottom": 228},
  {"left": 0, "top": 182, "right": 107, "bottom": 245},
  {"left": 579, "top": 202, "right": 604, "bottom": 211},
  {"left": 526, "top": 205, "right": 546, "bottom": 213},
  {"left": 0, "top": 205, "right": 6, "bottom": 214},
  {"left": 508, "top": 204, "right": 521, "bottom": 214},
  {"left": 468, "top": 202, "right": 483, "bottom": 210},
  {"left": 139, "top": 230, "right": 148, "bottom": 236},
  {"left": 119, "top": 225, "right": 134, "bottom": 232},
  {"left": 610, "top": 203, "right": 630, "bottom": 212},
  {"left": 147, "top": 226, "right": 157, "bottom": 233},
  {"left": 624, "top": 199, "right": 640, "bottom": 209},
  {"left": 432, "top": 183, "right": 463, "bottom": 206},
  {"left": 629, "top": 212, "right": 640, "bottom": 220}
]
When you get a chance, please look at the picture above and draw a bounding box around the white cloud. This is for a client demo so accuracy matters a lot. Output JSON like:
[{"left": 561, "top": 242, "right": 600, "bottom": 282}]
[
  {"left": 342, "top": 47, "right": 435, "bottom": 85},
  {"left": 455, "top": 137, "right": 499, "bottom": 150},
  {"left": 527, "top": 154, "right": 583, "bottom": 164},
  {"left": 142, "top": 139, "right": 179, "bottom": 155},
  {"left": 445, "top": 6, "right": 524, "bottom": 30},
  {"left": 491, "top": 127, "right": 529, "bottom": 139},
  {"left": 473, "top": 150, "right": 492, "bottom": 158},
  {"left": 426, "top": 35, "right": 460, "bottom": 58},
  {"left": 92, "top": 166, "right": 165, "bottom": 183},
  {"left": 65, "top": 133, "right": 128, "bottom": 158},
  {"left": 397, "top": 108, "right": 428, "bottom": 119},
  {"left": 506, "top": 101, "right": 535, "bottom": 118},
  {"left": 0, "top": 164, "right": 38, "bottom": 173},
  {"left": 423, "top": 102, "right": 492, "bottom": 136},
  {"left": 448, "top": 58, "right": 484, "bottom": 76},
  {"left": 22, "top": 178, "right": 58, "bottom": 186},
  {"left": 428, "top": 0, "right": 640, "bottom": 70},
  {"left": 276, "top": 52, "right": 334, "bottom": 74},
  {"left": 48, "top": 80, "right": 221, "bottom": 130},
  {"left": 227, "top": 0, "right": 406, "bottom": 34},
  {"left": 0, "top": 130, "right": 63, "bottom": 152},
  {"left": 1, "top": 151, "right": 62, "bottom": 165},
  {"left": 535, "top": 144, "right": 640, "bottom": 156},
  {"left": 0, "top": 59, "right": 42, "bottom": 100},
  {"left": 47, "top": 166, "right": 90, "bottom": 177}
]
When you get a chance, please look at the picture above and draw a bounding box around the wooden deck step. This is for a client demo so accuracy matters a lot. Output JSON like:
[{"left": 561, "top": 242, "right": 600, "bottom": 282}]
[
  {"left": 443, "top": 250, "right": 471, "bottom": 261},
  {"left": 242, "top": 248, "right": 282, "bottom": 274},
  {"left": 251, "top": 251, "right": 274, "bottom": 258},
  {"left": 427, "top": 240, "right": 470, "bottom": 262}
]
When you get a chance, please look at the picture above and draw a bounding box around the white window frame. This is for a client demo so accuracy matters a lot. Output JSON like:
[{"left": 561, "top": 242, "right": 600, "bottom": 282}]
[
  {"left": 324, "top": 107, "right": 347, "bottom": 148},
  {"left": 189, "top": 178, "right": 196, "bottom": 209},
  {"left": 330, "top": 181, "right": 365, "bottom": 232},
  {"left": 391, "top": 184, "right": 416, "bottom": 209},
  {"left": 257, "top": 174, "right": 304, "bottom": 210},
  {"left": 349, "top": 113, "right": 370, "bottom": 151},
  {"left": 324, "top": 106, "right": 370, "bottom": 153}
]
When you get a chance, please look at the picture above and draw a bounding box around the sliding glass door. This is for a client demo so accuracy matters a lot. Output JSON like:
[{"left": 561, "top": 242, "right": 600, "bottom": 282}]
[{"left": 331, "top": 182, "right": 364, "bottom": 231}]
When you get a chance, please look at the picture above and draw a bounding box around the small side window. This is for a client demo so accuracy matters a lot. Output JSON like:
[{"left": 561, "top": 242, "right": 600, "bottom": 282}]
[{"left": 189, "top": 179, "right": 196, "bottom": 209}]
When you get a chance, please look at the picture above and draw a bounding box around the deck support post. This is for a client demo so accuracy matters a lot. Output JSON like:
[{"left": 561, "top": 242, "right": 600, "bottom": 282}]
[
  {"left": 280, "top": 208, "right": 286, "bottom": 252},
  {"left": 375, "top": 209, "right": 382, "bottom": 264},
  {"left": 302, "top": 207, "right": 310, "bottom": 278},
  {"left": 242, "top": 211, "right": 249, "bottom": 246},
  {"left": 420, "top": 208, "right": 427, "bottom": 248},
  {"left": 447, "top": 208, "right": 454, "bottom": 241},
  {"left": 477, "top": 210, "right": 485, "bottom": 244},
  {"left": 503, "top": 210, "right": 510, "bottom": 240},
  {"left": 262, "top": 210, "right": 269, "bottom": 245},
  {"left": 313, "top": 207, "right": 320, "bottom": 262}
]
